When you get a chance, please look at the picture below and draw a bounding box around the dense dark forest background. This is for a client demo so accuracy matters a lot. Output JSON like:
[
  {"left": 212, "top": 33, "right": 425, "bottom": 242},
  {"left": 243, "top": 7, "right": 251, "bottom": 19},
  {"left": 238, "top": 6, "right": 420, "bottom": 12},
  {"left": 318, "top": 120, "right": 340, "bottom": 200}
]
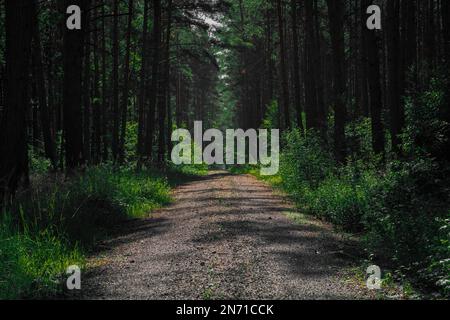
[{"left": 0, "top": 0, "right": 449, "bottom": 299}]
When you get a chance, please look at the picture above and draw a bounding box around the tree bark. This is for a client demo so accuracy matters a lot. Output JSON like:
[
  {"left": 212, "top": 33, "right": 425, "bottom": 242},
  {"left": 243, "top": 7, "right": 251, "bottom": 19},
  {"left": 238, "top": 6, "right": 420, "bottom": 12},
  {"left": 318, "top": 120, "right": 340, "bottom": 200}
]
[
  {"left": 119, "top": 0, "right": 134, "bottom": 164},
  {"left": 111, "top": 0, "right": 120, "bottom": 161},
  {"left": 326, "top": 0, "right": 347, "bottom": 163},
  {"left": 276, "top": 0, "right": 291, "bottom": 130},
  {"left": 0, "top": 0, "right": 33, "bottom": 199},
  {"left": 31, "top": 0, "right": 57, "bottom": 169},
  {"left": 387, "top": 0, "right": 402, "bottom": 153},
  {"left": 291, "top": 0, "right": 304, "bottom": 132},
  {"left": 146, "top": 0, "right": 162, "bottom": 161},
  {"left": 363, "top": 0, "right": 385, "bottom": 156},
  {"left": 157, "top": 0, "right": 172, "bottom": 166},
  {"left": 304, "top": 0, "right": 319, "bottom": 130},
  {"left": 83, "top": 0, "right": 92, "bottom": 163},
  {"left": 63, "top": 0, "right": 86, "bottom": 170},
  {"left": 137, "top": 0, "right": 150, "bottom": 165},
  {"left": 92, "top": 0, "right": 102, "bottom": 164}
]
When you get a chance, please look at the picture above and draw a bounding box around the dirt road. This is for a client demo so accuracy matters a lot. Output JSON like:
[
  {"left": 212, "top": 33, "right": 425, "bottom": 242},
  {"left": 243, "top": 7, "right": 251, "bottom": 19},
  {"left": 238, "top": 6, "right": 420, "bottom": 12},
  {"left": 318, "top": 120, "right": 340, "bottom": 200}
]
[{"left": 79, "top": 171, "right": 369, "bottom": 300}]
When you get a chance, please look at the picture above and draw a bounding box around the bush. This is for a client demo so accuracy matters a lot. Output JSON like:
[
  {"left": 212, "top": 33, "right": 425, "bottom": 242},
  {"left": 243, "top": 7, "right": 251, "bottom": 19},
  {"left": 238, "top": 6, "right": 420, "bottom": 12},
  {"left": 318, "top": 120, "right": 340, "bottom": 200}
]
[
  {"left": 362, "top": 157, "right": 449, "bottom": 292},
  {"left": 402, "top": 77, "right": 449, "bottom": 159},
  {"left": 274, "top": 123, "right": 449, "bottom": 295},
  {"left": 302, "top": 173, "right": 371, "bottom": 232},
  {"left": 280, "top": 130, "right": 334, "bottom": 193}
]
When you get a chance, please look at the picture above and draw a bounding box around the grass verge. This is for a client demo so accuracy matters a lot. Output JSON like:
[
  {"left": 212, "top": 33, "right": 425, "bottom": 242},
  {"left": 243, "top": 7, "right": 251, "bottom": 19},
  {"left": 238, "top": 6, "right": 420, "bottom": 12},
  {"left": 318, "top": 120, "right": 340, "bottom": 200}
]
[{"left": 0, "top": 164, "right": 202, "bottom": 299}]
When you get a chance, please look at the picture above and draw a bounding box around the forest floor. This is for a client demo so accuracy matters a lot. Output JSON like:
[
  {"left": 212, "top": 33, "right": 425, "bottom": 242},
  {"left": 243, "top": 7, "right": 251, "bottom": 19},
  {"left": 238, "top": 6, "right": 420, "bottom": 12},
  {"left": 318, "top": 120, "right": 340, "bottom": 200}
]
[{"left": 75, "top": 171, "right": 373, "bottom": 300}]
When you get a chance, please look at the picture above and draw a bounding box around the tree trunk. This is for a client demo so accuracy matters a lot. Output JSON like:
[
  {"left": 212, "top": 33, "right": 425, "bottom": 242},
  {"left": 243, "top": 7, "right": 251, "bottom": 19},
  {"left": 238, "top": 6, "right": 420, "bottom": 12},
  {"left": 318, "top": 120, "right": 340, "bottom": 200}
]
[
  {"left": 83, "top": 0, "right": 92, "bottom": 163},
  {"left": 101, "top": 0, "right": 109, "bottom": 161},
  {"left": 291, "top": 0, "right": 304, "bottom": 132},
  {"left": 157, "top": 0, "right": 172, "bottom": 166},
  {"left": 440, "top": 0, "right": 450, "bottom": 162},
  {"left": 63, "top": 0, "right": 86, "bottom": 170},
  {"left": 363, "top": 0, "right": 385, "bottom": 156},
  {"left": 326, "top": 0, "right": 347, "bottom": 163},
  {"left": 304, "top": 0, "right": 318, "bottom": 130},
  {"left": 92, "top": 0, "right": 102, "bottom": 164},
  {"left": 387, "top": 0, "right": 402, "bottom": 153},
  {"left": 146, "top": 0, "right": 162, "bottom": 162},
  {"left": 137, "top": 0, "right": 150, "bottom": 165},
  {"left": 443, "top": 0, "right": 450, "bottom": 63},
  {"left": 0, "top": 0, "right": 33, "bottom": 199},
  {"left": 165, "top": 0, "right": 174, "bottom": 160},
  {"left": 276, "top": 0, "right": 290, "bottom": 130},
  {"left": 359, "top": 0, "right": 370, "bottom": 118},
  {"left": 31, "top": 0, "right": 57, "bottom": 169},
  {"left": 119, "top": 0, "right": 134, "bottom": 164},
  {"left": 111, "top": 0, "right": 120, "bottom": 161}
]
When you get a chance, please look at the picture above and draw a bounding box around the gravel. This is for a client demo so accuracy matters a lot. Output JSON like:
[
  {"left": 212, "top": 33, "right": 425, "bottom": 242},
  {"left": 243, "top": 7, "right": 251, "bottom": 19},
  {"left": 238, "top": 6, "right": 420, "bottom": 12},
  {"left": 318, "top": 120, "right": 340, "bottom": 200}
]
[{"left": 77, "top": 171, "right": 370, "bottom": 300}]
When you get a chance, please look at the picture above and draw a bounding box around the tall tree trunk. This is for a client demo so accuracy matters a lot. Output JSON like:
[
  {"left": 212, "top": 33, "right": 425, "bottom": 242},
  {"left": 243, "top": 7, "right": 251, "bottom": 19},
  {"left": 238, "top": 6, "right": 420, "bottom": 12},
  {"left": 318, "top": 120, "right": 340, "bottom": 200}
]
[
  {"left": 304, "top": 0, "right": 319, "bottom": 130},
  {"left": 313, "top": 0, "right": 326, "bottom": 132},
  {"left": 119, "top": 0, "right": 134, "bottom": 164},
  {"left": 31, "top": 0, "right": 57, "bottom": 169},
  {"left": 146, "top": 0, "right": 162, "bottom": 161},
  {"left": 165, "top": 0, "right": 174, "bottom": 160},
  {"left": 443, "top": 0, "right": 450, "bottom": 63},
  {"left": 137, "top": 0, "right": 150, "bottom": 165},
  {"left": 0, "top": 0, "right": 33, "bottom": 199},
  {"left": 92, "top": 0, "right": 102, "bottom": 164},
  {"left": 83, "top": 0, "right": 92, "bottom": 163},
  {"left": 276, "top": 0, "right": 290, "bottom": 130},
  {"left": 387, "top": 0, "right": 402, "bottom": 153},
  {"left": 63, "top": 0, "right": 86, "bottom": 170},
  {"left": 175, "top": 32, "right": 182, "bottom": 128},
  {"left": 359, "top": 0, "right": 370, "bottom": 118},
  {"left": 401, "top": 0, "right": 418, "bottom": 94},
  {"left": 363, "top": 0, "right": 385, "bottom": 156},
  {"left": 291, "top": 0, "right": 304, "bottom": 132},
  {"left": 111, "top": 0, "right": 120, "bottom": 161},
  {"left": 440, "top": 0, "right": 450, "bottom": 162},
  {"left": 326, "top": 0, "right": 347, "bottom": 163},
  {"left": 158, "top": 0, "right": 172, "bottom": 166},
  {"left": 101, "top": 0, "right": 109, "bottom": 161}
]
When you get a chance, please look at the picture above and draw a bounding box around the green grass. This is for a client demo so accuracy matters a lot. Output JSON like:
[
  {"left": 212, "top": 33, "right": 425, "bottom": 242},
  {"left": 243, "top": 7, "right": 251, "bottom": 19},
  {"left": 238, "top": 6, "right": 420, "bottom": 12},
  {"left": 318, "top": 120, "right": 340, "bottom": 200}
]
[
  {"left": 228, "top": 164, "right": 282, "bottom": 186},
  {"left": 0, "top": 164, "right": 196, "bottom": 299},
  {"left": 0, "top": 224, "right": 83, "bottom": 299}
]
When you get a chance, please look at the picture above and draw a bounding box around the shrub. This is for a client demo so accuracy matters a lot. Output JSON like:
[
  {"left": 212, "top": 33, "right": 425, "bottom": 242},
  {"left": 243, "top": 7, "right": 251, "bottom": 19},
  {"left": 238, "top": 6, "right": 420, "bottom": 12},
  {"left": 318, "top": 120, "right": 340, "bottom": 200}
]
[
  {"left": 402, "top": 77, "right": 448, "bottom": 159},
  {"left": 272, "top": 121, "right": 449, "bottom": 295},
  {"left": 362, "top": 157, "right": 449, "bottom": 291},
  {"left": 280, "top": 130, "right": 334, "bottom": 193}
]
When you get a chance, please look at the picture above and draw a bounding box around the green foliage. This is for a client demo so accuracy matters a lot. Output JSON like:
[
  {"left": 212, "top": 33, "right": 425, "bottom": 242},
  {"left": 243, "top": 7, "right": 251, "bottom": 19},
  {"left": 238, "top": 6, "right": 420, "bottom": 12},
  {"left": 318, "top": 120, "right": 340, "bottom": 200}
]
[
  {"left": 0, "top": 217, "right": 83, "bottom": 299},
  {"left": 261, "top": 100, "right": 279, "bottom": 129},
  {"left": 362, "top": 157, "right": 449, "bottom": 293},
  {"left": 280, "top": 129, "right": 334, "bottom": 191},
  {"left": 272, "top": 119, "right": 450, "bottom": 295},
  {"left": 402, "top": 77, "right": 449, "bottom": 158},
  {"left": 346, "top": 118, "right": 375, "bottom": 163},
  {"left": 170, "top": 163, "right": 209, "bottom": 177},
  {"left": 0, "top": 165, "right": 172, "bottom": 299},
  {"left": 429, "top": 218, "right": 450, "bottom": 295},
  {"left": 29, "top": 151, "right": 51, "bottom": 174},
  {"left": 124, "top": 121, "right": 138, "bottom": 163}
]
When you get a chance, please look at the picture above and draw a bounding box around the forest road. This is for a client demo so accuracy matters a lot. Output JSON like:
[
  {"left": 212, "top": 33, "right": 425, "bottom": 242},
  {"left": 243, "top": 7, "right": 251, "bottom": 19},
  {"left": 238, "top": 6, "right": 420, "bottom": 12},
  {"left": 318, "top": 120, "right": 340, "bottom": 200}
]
[{"left": 78, "top": 171, "right": 370, "bottom": 300}]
